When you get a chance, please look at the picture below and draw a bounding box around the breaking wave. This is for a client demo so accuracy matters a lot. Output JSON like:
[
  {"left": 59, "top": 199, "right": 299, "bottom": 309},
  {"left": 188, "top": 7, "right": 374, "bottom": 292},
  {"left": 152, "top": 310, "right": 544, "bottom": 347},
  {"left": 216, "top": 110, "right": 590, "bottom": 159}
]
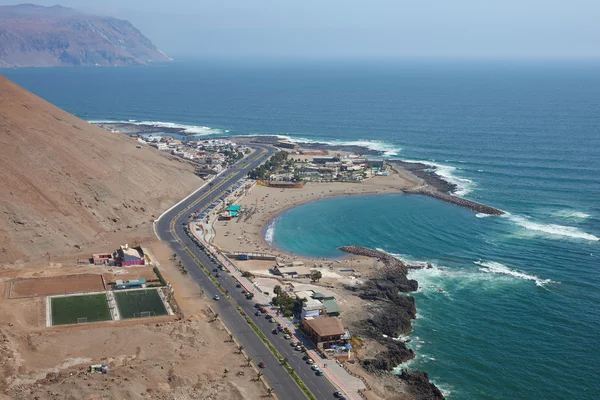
[
  {"left": 475, "top": 261, "right": 554, "bottom": 287},
  {"left": 264, "top": 219, "right": 276, "bottom": 244},
  {"left": 508, "top": 215, "right": 599, "bottom": 242},
  {"left": 88, "top": 120, "right": 223, "bottom": 135},
  {"left": 401, "top": 159, "right": 475, "bottom": 196},
  {"left": 272, "top": 134, "right": 402, "bottom": 156},
  {"left": 551, "top": 210, "right": 592, "bottom": 220}
]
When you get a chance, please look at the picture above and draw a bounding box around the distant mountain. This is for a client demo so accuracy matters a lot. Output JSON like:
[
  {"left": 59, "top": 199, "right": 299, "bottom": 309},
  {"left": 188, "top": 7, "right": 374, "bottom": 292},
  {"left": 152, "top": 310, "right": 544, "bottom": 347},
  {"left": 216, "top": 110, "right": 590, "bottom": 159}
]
[{"left": 0, "top": 4, "right": 171, "bottom": 67}]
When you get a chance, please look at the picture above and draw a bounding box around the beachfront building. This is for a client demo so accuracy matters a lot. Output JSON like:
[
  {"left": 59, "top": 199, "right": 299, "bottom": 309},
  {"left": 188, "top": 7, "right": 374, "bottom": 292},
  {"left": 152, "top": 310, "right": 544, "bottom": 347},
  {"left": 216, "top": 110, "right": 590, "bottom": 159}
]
[
  {"left": 116, "top": 244, "right": 145, "bottom": 267},
  {"left": 302, "top": 317, "right": 352, "bottom": 359},
  {"left": 295, "top": 290, "right": 325, "bottom": 319},
  {"left": 273, "top": 261, "right": 313, "bottom": 278}
]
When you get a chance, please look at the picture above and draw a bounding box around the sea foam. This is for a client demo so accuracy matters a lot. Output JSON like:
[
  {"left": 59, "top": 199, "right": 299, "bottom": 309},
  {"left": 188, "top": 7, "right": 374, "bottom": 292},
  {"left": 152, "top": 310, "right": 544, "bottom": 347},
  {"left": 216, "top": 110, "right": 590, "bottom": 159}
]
[
  {"left": 89, "top": 120, "right": 223, "bottom": 135},
  {"left": 508, "top": 215, "right": 599, "bottom": 242},
  {"left": 475, "top": 260, "right": 554, "bottom": 287},
  {"left": 401, "top": 159, "right": 475, "bottom": 196},
  {"left": 264, "top": 219, "right": 276, "bottom": 244},
  {"left": 273, "top": 134, "right": 402, "bottom": 156},
  {"left": 551, "top": 210, "right": 592, "bottom": 220}
]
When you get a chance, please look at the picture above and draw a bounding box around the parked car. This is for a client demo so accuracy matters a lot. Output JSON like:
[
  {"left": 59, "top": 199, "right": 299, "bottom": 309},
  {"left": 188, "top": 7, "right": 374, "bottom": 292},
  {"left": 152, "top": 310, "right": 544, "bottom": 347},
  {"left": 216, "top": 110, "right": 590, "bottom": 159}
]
[
  {"left": 213, "top": 295, "right": 220, "bottom": 300},
  {"left": 302, "top": 355, "right": 310, "bottom": 361},
  {"left": 258, "top": 362, "right": 266, "bottom": 368},
  {"left": 236, "top": 283, "right": 241, "bottom": 288},
  {"left": 284, "top": 334, "right": 291, "bottom": 340},
  {"left": 311, "top": 365, "right": 320, "bottom": 371},
  {"left": 260, "top": 308, "right": 267, "bottom": 313},
  {"left": 306, "top": 359, "right": 314, "bottom": 364},
  {"left": 316, "top": 370, "right": 324, "bottom": 376},
  {"left": 272, "top": 329, "right": 278, "bottom": 334},
  {"left": 255, "top": 311, "right": 261, "bottom": 316},
  {"left": 333, "top": 391, "right": 344, "bottom": 398},
  {"left": 295, "top": 346, "right": 302, "bottom": 351}
]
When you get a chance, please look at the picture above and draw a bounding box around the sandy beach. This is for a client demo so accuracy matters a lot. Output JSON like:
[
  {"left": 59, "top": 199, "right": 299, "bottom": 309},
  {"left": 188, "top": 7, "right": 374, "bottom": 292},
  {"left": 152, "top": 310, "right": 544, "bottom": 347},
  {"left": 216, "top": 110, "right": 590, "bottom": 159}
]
[{"left": 211, "top": 167, "right": 422, "bottom": 266}]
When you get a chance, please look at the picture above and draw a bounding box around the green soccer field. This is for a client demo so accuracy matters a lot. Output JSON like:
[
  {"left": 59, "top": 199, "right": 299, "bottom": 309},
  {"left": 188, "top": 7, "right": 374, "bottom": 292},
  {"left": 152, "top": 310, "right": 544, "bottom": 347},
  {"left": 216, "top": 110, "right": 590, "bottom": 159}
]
[
  {"left": 51, "top": 293, "right": 112, "bottom": 326},
  {"left": 114, "top": 289, "right": 168, "bottom": 319}
]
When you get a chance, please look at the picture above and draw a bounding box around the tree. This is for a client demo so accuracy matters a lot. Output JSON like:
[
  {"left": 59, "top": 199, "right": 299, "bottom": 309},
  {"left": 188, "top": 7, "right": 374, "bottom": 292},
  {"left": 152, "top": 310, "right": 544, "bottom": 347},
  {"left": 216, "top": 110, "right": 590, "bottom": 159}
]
[
  {"left": 280, "top": 357, "right": 288, "bottom": 366},
  {"left": 245, "top": 356, "right": 253, "bottom": 367},
  {"left": 172, "top": 253, "right": 177, "bottom": 260},
  {"left": 266, "top": 387, "right": 274, "bottom": 398},
  {"left": 228, "top": 333, "right": 234, "bottom": 342},
  {"left": 237, "top": 345, "right": 244, "bottom": 354},
  {"left": 211, "top": 313, "right": 219, "bottom": 322},
  {"left": 311, "top": 271, "right": 323, "bottom": 282},
  {"left": 273, "top": 285, "right": 282, "bottom": 298},
  {"left": 254, "top": 372, "right": 263, "bottom": 382}
]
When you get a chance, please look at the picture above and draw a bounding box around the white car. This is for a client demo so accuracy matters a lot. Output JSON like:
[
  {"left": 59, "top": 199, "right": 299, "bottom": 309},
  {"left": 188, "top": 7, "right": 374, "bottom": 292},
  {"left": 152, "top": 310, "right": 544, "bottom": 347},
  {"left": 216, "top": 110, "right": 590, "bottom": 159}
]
[
  {"left": 311, "top": 365, "right": 320, "bottom": 371},
  {"left": 283, "top": 334, "right": 291, "bottom": 340},
  {"left": 295, "top": 346, "right": 302, "bottom": 351},
  {"left": 213, "top": 295, "right": 220, "bottom": 300}
]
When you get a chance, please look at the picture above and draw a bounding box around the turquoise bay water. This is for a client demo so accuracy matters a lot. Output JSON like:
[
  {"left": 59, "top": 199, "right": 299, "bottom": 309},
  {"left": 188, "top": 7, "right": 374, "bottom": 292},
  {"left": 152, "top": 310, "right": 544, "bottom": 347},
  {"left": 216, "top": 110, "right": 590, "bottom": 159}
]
[
  {"left": 270, "top": 194, "right": 598, "bottom": 399},
  {"left": 2, "top": 61, "right": 599, "bottom": 399}
]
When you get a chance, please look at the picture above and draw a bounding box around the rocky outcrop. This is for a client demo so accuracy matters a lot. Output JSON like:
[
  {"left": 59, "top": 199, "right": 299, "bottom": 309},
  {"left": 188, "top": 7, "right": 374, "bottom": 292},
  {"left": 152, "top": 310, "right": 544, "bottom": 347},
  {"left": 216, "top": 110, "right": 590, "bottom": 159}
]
[
  {"left": 341, "top": 245, "right": 444, "bottom": 399},
  {"left": 399, "top": 370, "right": 445, "bottom": 400},
  {"left": 0, "top": 4, "right": 171, "bottom": 68},
  {"left": 405, "top": 185, "right": 504, "bottom": 216},
  {"left": 361, "top": 338, "right": 415, "bottom": 372}
]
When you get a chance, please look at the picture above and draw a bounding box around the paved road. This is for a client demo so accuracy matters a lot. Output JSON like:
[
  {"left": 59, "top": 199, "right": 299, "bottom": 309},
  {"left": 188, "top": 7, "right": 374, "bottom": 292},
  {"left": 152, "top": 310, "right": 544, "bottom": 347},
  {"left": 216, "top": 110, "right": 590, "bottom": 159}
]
[{"left": 156, "top": 145, "right": 339, "bottom": 400}]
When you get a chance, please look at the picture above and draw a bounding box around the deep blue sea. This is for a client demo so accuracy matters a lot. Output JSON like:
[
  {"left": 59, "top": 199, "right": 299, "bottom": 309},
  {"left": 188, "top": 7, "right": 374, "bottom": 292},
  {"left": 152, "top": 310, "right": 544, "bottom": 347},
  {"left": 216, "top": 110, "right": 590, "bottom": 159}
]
[{"left": 2, "top": 61, "right": 599, "bottom": 399}]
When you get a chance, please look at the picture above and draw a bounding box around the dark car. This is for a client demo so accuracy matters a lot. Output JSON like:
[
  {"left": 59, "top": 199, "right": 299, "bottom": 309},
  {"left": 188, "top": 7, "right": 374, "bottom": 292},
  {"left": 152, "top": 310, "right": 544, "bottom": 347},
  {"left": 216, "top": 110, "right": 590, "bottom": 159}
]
[
  {"left": 315, "top": 370, "right": 324, "bottom": 376},
  {"left": 255, "top": 311, "right": 261, "bottom": 316},
  {"left": 272, "top": 329, "right": 278, "bottom": 334},
  {"left": 334, "top": 391, "right": 343, "bottom": 398},
  {"left": 260, "top": 308, "right": 267, "bottom": 313},
  {"left": 236, "top": 283, "right": 241, "bottom": 288},
  {"left": 265, "top": 314, "right": 272, "bottom": 319},
  {"left": 258, "top": 362, "right": 266, "bottom": 368},
  {"left": 254, "top": 303, "right": 262, "bottom": 309},
  {"left": 215, "top": 273, "right": 221, "bottom": 278}
]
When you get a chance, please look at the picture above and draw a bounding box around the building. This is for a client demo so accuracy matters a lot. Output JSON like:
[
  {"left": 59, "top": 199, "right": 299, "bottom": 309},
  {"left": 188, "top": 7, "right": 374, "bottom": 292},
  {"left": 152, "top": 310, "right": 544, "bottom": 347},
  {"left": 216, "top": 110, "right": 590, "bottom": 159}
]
[
  {"left": 116, "top": 244, "right": 145, "bottom": 266},
  {"left": 274, "top": 140, "right": 298, "bottom": 149},
  {"left": 295, "top": 290, "right": 325, "bottom": 319},
  {"left": 92, "top": 253, "right": 113, "bottom": 265},
  {"left": 302, "top": 317, "right": 346, "bottom": 346},
  {"left": 114, "top": 278, "right": 147, "bottom": 290},
  {"left": 273, "top": 262, "right": 313, "bottom": 278},
  {"left": 312, "top": 156, "right": 336, "bottom": 164}
]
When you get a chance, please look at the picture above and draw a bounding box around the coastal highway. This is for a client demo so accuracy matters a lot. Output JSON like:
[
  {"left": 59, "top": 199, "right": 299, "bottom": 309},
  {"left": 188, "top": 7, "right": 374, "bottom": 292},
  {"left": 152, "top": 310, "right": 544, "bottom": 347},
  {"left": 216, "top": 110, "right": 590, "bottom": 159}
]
[{"left": 156, "top": 145, "right": 339, "bottom": 400}]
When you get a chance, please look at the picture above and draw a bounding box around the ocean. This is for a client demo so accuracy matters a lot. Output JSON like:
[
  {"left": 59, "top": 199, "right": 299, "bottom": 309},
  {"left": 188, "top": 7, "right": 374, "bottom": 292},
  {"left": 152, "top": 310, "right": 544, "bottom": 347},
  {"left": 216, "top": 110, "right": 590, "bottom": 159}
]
[{"left": 3, "top": 60, "right": 599, "bottom": 399}]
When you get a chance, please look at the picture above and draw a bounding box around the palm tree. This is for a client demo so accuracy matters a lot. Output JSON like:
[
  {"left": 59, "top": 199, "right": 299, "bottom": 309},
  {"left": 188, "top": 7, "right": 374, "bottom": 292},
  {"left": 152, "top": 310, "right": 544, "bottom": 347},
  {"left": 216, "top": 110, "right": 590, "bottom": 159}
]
[
  {"left": 311, "top": 271, "right": 322, "bottom": 282},
  {"left": 266, "top": 387, "right": 274, "bottom": 398},
  {"left": 237, "top": 344, "right": 244, "bottom": 354},
  {"left": 273, "top": 285, "right": 282, "bottom": 298},
  {"left": 280, "top": 357, "right": 288, "bottom": 366},
  {"left": 254, "top": 371, "right": 263, "bottom": 382},
  {"left": 211, "top": 313, "right": 219, "bottom": 322},
  {"left": 172, "top": 253, "right": 177, "bottom": 260},
  {"left": 228, "top": 333, "right": 234, "bottom": 342},
  {"left": 245, "top": 356, "right": 253, "bottom": 367}
]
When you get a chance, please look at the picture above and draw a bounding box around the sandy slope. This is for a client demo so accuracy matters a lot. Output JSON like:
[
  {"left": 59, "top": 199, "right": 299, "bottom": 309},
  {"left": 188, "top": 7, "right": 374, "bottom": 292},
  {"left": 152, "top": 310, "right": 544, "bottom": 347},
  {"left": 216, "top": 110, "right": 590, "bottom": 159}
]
[{"left": 0, "top": 76, "right": 201, "bottom": 264}]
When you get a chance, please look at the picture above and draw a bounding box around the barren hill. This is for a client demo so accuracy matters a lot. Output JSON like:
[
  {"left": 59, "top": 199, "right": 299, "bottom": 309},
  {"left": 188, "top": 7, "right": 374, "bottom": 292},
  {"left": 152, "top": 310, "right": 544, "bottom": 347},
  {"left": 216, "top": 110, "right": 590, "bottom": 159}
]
[
  {"left": 0, "top": 76, "right": 201, "bottom": 264},
  {"left": 0, "top": 4, "right": 171, "bottom": 67}
]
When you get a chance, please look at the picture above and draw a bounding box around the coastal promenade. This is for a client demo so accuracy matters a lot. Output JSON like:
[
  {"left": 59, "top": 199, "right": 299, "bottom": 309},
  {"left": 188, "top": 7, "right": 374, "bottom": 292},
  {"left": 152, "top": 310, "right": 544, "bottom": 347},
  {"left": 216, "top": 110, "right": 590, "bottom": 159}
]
[{"left": 190, "top": 223, "right": 368, "bottom": 400}]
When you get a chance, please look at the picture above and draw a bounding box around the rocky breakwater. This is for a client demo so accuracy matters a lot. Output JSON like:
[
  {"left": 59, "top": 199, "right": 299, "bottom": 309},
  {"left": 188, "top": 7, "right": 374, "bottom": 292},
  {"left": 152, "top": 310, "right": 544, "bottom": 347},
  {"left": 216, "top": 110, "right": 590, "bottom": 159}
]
[
  {"left": 340, "top": 245, "right": 445, "bottom": 400},
  {"left": 406, "top": 185, "right": 505, "bottom": 216}
]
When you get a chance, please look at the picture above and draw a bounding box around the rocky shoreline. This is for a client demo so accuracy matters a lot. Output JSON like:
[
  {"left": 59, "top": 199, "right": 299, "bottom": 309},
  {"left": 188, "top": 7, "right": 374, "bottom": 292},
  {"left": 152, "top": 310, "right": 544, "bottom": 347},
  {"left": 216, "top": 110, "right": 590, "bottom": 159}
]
[{"left": 339, "top": 245, "right": 445, "bottom": 400}]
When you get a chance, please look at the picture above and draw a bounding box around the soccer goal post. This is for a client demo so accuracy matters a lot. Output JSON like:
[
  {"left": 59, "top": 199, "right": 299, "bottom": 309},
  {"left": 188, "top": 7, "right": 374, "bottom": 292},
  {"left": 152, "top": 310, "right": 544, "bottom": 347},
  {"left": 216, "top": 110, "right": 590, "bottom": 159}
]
[
  {"left": 134, "top": 311, "right": 155, "bottom": 318},
  {"left": 77, "top": 317, "right": 88, "bottom": 324}
]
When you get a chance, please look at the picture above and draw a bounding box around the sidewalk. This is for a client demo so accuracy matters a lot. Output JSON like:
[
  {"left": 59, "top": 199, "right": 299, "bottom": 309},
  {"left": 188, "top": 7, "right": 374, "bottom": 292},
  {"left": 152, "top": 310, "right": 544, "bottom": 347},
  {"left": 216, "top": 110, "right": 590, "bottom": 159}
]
[{"left": 189, "top": 224, "right": 367, "bottom": 400}]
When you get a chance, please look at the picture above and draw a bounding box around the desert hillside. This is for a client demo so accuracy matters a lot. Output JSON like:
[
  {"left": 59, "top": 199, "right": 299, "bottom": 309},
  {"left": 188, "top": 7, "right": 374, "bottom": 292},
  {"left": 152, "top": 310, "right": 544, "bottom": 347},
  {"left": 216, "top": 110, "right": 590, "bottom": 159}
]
[
  {"left": 0, "top": 4, "right": 171, "bottom": 67},
  {"left": 0, "top": 75, "right": 201, "bottom": 264}
]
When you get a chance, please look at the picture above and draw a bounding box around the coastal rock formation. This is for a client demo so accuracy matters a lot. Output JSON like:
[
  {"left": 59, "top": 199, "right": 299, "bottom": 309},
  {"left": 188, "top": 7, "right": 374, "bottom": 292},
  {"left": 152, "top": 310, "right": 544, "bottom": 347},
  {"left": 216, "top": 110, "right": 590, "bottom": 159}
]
[
  {"left": 340, "top": 245, "right": 444, "bottom": 398},
  {"left": 0, "top": 76, "right": 200, "bottom": 263},
  {"left": 405, "top": 185, "right": 505, "bottom": 215},
  {"left": 399, "top": 370, "right": 445, "bottom": 400},
  {"left": 361, "top": 338, "right": 415, "bottom": 372},
  {"left": 0, "top": 4, "right": 171, "bottom": 68}
]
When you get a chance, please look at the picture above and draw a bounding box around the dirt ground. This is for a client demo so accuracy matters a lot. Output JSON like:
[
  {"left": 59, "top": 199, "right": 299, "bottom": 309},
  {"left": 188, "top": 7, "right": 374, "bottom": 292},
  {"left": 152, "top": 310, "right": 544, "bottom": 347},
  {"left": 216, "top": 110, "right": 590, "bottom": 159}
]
[
  {"left": 9, "top": 274, "right": 105, "bottom": 298},
  {"left": 0, "top": 239, "right": 267, "bottom": 400}
]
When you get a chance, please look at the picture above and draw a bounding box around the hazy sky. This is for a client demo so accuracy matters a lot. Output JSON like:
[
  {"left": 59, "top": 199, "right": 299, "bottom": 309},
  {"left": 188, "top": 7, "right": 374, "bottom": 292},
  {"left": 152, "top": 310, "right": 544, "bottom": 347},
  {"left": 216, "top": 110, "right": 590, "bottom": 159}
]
[{"left": 2, "top": 1, "right": 599, "bottom": 59}]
